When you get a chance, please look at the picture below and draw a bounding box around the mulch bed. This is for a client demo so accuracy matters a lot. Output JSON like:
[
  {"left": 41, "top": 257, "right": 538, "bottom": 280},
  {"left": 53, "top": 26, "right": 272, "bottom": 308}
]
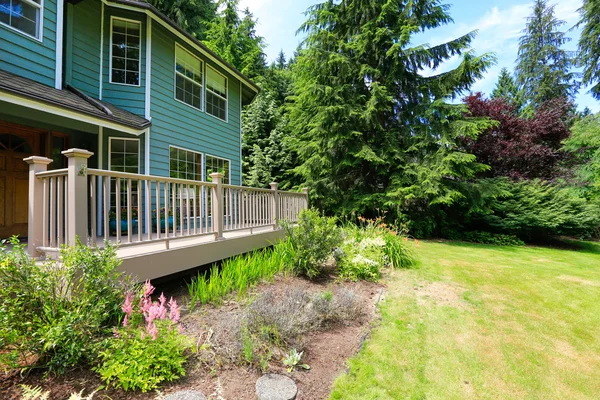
[{"left": 1, "top": 272, "right": 383, "bottom": 400}]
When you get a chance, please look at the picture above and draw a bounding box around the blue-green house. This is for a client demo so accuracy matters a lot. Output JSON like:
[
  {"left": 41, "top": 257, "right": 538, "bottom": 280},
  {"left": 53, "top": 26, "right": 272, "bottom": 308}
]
[{"left": 0, "top": 0, "right": 259, "bottom": 238}]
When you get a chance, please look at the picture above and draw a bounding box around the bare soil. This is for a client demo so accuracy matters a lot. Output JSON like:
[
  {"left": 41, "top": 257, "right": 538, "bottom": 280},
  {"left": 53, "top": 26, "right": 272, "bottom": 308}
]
[{"left": 1, "top": 273, "right": 382, "bottom": 400}]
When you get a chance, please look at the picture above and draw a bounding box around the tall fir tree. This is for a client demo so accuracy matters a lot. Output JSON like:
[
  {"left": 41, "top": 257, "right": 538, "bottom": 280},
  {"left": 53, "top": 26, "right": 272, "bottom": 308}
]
[
  {"left": 491, "top": 68, "right": 523, "bottom": 110},
  {"left": 576, "top": 0, "right": 600, "bottom": 100},
  {"left": 148, "top": 0, "right": 216, "bottom": 38},
  {"left": 203, "top": 1, "right": 266, "bottom": 78},
  {"left": 515, "top": 0, "right": 578, "bottom": 109},
  {"left": 287, "top": 0, "right": 495, "bottom": 224}
]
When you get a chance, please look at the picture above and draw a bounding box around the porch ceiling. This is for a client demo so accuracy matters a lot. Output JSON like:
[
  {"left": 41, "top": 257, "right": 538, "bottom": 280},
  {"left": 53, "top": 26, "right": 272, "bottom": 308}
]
[{"left": 0, "top": 70, "right": 151, "bottom": 131}]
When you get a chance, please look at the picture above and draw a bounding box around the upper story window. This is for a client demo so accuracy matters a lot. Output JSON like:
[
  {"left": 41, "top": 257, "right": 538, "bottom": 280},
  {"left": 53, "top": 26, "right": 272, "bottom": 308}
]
[
  {"left": 175, "top": 45, "right": 203, "bottom": 110},
  {"left": 110, "top": 17, "right": 141, "bottom": 86},
  {"left": 0, "top": 0, "right": 43, "bottom": 40},
  {"left": 170, "top": 146, "right": 202, "bottom": 181},
  {"left": 205, "top": 66, "right": 228, "bottom": 121}
]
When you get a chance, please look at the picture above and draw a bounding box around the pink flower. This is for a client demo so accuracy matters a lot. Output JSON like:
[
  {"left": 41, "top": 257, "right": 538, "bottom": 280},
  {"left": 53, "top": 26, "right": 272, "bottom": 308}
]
[
  {"left": 122, "top": 314, "right": 129, "bottom": 328},
  {"left": 113, "top": 327, "right": 120, "bottom": 338},
  {"left": 143, "top": 280, "right": 155, "bottom": 297},
  {"left": 146, "top": 321, "right": 159, "bottom": 340},
  {"left": 168, "top": 297, "right": 180, "bottom": 323},
  {"left": 122, "top": 292, "right": 134, "bottom": 316}
]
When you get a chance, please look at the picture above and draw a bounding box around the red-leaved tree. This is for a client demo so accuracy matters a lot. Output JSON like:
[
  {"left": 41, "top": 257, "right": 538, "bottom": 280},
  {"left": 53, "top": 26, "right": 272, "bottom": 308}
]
[{"left": 463, "top": 92, "right": 571, "bottom": 179}]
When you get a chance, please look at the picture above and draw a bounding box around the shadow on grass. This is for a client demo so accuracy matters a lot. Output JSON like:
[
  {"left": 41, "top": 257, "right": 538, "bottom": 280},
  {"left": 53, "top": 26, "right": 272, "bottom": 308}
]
[{"left": 427, "top": 238, "right": 600, "bottom": 255}]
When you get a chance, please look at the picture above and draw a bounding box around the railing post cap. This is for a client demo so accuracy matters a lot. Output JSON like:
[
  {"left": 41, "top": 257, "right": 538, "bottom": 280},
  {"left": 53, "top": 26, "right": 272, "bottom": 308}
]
[
  {"left": 302, "top": 187, "right": 309, "bottom": 193},
  {"left": 24, "top": 156, "right": 53, "bottom": 165},
  {"left": 209, "top": 172, "right": 224, "bottom": 179},
  {"left": 61, "top": 148, "right": 94, "bottom": 158},
  {"left": 270, "top": 182, "right": 278, "bottom": 189}
]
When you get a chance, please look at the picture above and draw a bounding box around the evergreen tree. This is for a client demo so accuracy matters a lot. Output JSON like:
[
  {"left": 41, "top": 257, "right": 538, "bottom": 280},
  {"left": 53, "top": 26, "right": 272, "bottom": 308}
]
[
  {"left": 148, "top": 0, "right": 216, "bottom": 38},
  {"left": 491, "top": 67, "right": 523, "bottom": 110},
  {"left": 563, "top": 114, "right": 600, "bottom": 199},
  {"left": 515, "top": 0, "right": 578, "bottom": 109},
  {"left": 576, "top": 0, "right": 600, "bottom": 100},
  {"left": 287, "top": 0, "right": 495, "bottom": 222},
  {"left": 203, "top": 1, "right": 267, "bottom": 79},
  {"left": 275, "top": 50, "right": 287, "bottom": 70}
]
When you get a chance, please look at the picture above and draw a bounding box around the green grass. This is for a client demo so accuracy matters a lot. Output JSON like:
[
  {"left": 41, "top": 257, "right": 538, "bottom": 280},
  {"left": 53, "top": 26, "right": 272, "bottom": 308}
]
[{"left": 330, "top": 240, "right": 600, "bottom": 399}]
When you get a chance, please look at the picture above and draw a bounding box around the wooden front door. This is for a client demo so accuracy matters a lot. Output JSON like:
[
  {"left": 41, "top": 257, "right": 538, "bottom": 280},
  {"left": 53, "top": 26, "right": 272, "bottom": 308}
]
[{"left": 0, "top": 123, "right": 42, "bottom": 239}]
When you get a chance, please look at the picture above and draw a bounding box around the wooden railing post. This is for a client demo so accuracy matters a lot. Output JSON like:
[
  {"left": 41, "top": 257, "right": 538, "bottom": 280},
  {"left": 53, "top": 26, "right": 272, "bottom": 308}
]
[
  {"left": 63, "top": 148, "right": 94, "bottom": 246},
  {"left": 210, "top": 172, "right": 224, "bottom": 240},
  {"left": 24, "top": 156, "right": 53, "bottom": 257},
  {"left": 270, "top": 182, "right": 279, "bottom": 229},
  {"left": 302, "top": 187, "right": 309, "bottom": 211}
]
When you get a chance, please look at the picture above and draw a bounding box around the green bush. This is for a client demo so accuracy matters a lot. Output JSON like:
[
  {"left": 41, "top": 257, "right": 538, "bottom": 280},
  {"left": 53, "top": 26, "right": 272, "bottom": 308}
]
[
  {"left": 95, "top": 281, "right": 188, "bottom": 392},
  {"left": 281, "top": 208, "right": 343, "bottom": 279},
  {"left": 447, "top": 230, "right": 525, "bottom": 246},
  {"left": 0, "top": 238, "right": 131, "bottom": 374}
]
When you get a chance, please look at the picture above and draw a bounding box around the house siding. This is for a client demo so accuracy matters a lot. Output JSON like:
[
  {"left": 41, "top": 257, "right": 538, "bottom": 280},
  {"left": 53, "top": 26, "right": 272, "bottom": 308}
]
[
  {"left": 101, "top": 9, "right": 146, "bottom": 117},
  {"left": 66, "top": 0, "right": 101, "bottom": 98},
  {"left": 149, "top": 21, "right": 242, "bottom": 185},
  {"left": 0, "top": 0, "right": 57, "bottom": 87}
]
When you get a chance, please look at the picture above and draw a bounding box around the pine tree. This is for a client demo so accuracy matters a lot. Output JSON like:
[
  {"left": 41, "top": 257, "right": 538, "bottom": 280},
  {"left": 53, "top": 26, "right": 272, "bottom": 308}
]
[
  {"left": 287, "top": 0, "right": 495, "bottom": 219},
  {"left": 275, "top": 50, "right": 287, "bottom": 70},
  {"left": 515, "top": 0, "right": 578, "bottom": 109},
  {"left": 203, "top": 1, "right": 266, "bottom": 78},
  {"left": 576, "top": 0, "right": 600, "bottom": 100},
  {"left": 491, "top": 68, "right": 523, "bottom": 110},
  {"left": 148, "top": 0, "right": 216, "bottom": 38}
]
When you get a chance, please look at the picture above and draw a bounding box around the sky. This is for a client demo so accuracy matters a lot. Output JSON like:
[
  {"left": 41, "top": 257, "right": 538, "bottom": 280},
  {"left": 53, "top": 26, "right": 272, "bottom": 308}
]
[{"left": 238, "top": 0, "right": 598, "bottom": 112}]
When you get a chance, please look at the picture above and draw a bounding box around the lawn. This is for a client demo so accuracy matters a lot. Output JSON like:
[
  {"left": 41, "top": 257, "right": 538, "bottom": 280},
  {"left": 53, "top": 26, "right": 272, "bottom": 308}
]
[{"left": 330, "top": 240, "right": 600, "bottom": 399}]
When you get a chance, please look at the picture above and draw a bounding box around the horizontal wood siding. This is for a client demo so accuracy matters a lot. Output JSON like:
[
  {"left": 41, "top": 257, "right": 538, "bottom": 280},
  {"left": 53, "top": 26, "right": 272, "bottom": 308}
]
[
  {"left": 0, "top": 0, "right": 57, "bottom": 87},
  {"left": 101, "top": 8, "right": 146, "bottom": 117},
  {"left": 67, "top": 0, "right": 101, "bottom": 98},
  {"left": 149, "top": 22, "right": 242, "bottom": 185}
]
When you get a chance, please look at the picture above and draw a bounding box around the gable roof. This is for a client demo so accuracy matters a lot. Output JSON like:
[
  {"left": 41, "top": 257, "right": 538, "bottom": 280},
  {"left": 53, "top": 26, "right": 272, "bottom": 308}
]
[
  {"left": 103, "top": 0, "right": 260, "bottom": 105},
  {"left": 0, "top": 69, "right": 151, "bottom": 131}
]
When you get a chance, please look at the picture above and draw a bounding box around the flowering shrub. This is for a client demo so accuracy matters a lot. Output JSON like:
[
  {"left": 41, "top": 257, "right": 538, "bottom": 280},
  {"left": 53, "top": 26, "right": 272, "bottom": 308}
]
[
  {"left": 336, "top": 217, "right": 416, "bottom": 280},
  {"left": 95, "top": 281, "right": 188, "bottom": 392}
]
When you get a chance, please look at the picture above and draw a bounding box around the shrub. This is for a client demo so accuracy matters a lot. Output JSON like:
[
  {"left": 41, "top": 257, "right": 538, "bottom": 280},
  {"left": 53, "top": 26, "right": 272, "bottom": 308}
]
[
  {"left": 447, "top": 230, "right": 525, "bottom": 246},
  {"left": 0, "top": 238, "right": 131, "bottom": 374},
  {"left": 95, "top": 281, "right": 188, "bottom": 392},
  {"left": 188, "top": 245, "right": 291, "bottom": 309},
  {"left": 281, "top": 208, "right": 343, "bottom": 278}
]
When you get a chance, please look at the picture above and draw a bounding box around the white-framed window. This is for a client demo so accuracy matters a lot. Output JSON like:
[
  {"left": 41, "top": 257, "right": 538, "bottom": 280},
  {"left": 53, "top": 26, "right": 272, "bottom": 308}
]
[
  {"left": 205, "top": 154, "right": 230, "bottom": 184},
  {"left": 205, "top": 66, "right": 228, "bottom": 121},
  {"left": 174, "top": 45, "right": 203, "bottom": 110},
  {"left": 110, "top": 17, "right": 141, "bottom": 86},
  {"left": 109, "top": 138, "right": 140, "bottom": 220},
  {"left": 169, "top": 146, "right": 203, "bottom": 181},
  {"left": 0, "top": 0, "right": 43, "bottom": 40}
]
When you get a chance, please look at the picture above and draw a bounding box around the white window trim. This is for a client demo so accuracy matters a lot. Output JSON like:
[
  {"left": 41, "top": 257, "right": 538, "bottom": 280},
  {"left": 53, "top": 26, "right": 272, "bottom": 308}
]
[
  {"left": 205, "top": 154, "right": 231, "bottom": 184},
  {"left": 205, "top": 65, "right": 228, "bottom": 123},
  {"left": 173, "top": 43, "right": 204, "bottom": 112},
  {"left": 169, "top": 145, "right": 204, "bottom": 181},
  {"left": 108, "top": 137, "right": 141, "bottom": 172},
  {"left": 109, "top": 16, "right": 142, "bottom": 87},
  {"left": 0, "top": 0, "right": 44, "bottom": 42}
]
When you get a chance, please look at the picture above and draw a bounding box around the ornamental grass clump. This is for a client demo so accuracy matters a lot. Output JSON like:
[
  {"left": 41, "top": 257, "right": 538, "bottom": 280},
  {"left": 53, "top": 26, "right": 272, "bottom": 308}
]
[{"left": 95, "top": 281, "right": 188, "bottom": 392}]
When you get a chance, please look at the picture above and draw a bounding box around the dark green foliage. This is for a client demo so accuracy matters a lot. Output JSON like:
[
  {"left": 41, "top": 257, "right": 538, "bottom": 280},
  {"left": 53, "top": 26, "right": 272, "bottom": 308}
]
[
  {"left": 281, "top": 208, "right": 343, "bottom": 279},
  {"left": 563, "top": 114, "right": 600, "bottom": 199},
  {"left": 492, "top": 67, "right": 523, "bottom": 110},
  {"left": 576, "top": 0, "right": 600, "bottom": 100},
  {"left": 446, "top": 231, "right": 525, "bottom": 246},
  {"left": 203, "top": 0, "right": 266, "bottom": 78},
  {"left": 0, "top": 239, "right": 131, "bottom": 374},
  {"left": 286, "top": 0, "right": 495, "bottom": 223},
  {"left": 147, "top": 0, "right": 216, "bottom": 38},
  {"left": 470, "top": 179, "right": 600, "bottom": 241},
  {"left": 515, "top": 0, "right": 578, "bottom": 109}
]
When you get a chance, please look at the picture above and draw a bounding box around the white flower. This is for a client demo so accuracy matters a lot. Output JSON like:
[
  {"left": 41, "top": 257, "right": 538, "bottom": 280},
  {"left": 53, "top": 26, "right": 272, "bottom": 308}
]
[
  {"left": 351, "top": 254, "right": 378, "bottom": 266},
  {"left": 359, "top": 236, "right": 385, "bottom": 249}
]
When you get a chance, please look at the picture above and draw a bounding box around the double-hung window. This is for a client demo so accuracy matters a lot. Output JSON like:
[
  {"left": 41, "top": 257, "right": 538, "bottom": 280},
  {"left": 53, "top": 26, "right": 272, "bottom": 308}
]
[
  {"left": 0, "top": 0, "right": 42, "bottom": 39},
  {"left": 175, "top": 45, "right": 203, "bottom": 110},
  {"left": 205, "top": 66, "right": 228, "bottom": 121},
  {"left": 205, "top": 155, "right": 230, "bottom": 184},
  {"left": 169, "top": 146, "right": 202, "bottom": 181},
  {"left": 109, "top": 138, "right": 140, "bottom": 222},
  {"left": 110, "top": 18, "right": 141, "bottom": 86}
]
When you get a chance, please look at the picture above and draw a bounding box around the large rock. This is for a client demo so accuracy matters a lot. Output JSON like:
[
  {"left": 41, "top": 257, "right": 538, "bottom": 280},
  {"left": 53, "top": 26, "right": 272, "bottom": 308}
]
[
  {"left": 256, "top": 374, "right": 298, "bottom": 400},
  {"left": 164, "top": 390, "right": 206, "bottom": 400}
]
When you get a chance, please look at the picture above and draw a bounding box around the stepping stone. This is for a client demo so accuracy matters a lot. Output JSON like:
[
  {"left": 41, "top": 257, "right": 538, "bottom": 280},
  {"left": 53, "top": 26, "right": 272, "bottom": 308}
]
[
  {"left": 164, "top": 390, "right": 206, "bottom": 400},
  {"left": 256, "top": 373, "right": 298, "bottom": 400}
]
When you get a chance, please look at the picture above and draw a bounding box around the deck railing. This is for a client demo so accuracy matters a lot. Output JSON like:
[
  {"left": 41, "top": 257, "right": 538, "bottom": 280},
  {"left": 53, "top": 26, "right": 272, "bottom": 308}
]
[{"left": 25, "top": 149, "right": 308, "bottom": 256}]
